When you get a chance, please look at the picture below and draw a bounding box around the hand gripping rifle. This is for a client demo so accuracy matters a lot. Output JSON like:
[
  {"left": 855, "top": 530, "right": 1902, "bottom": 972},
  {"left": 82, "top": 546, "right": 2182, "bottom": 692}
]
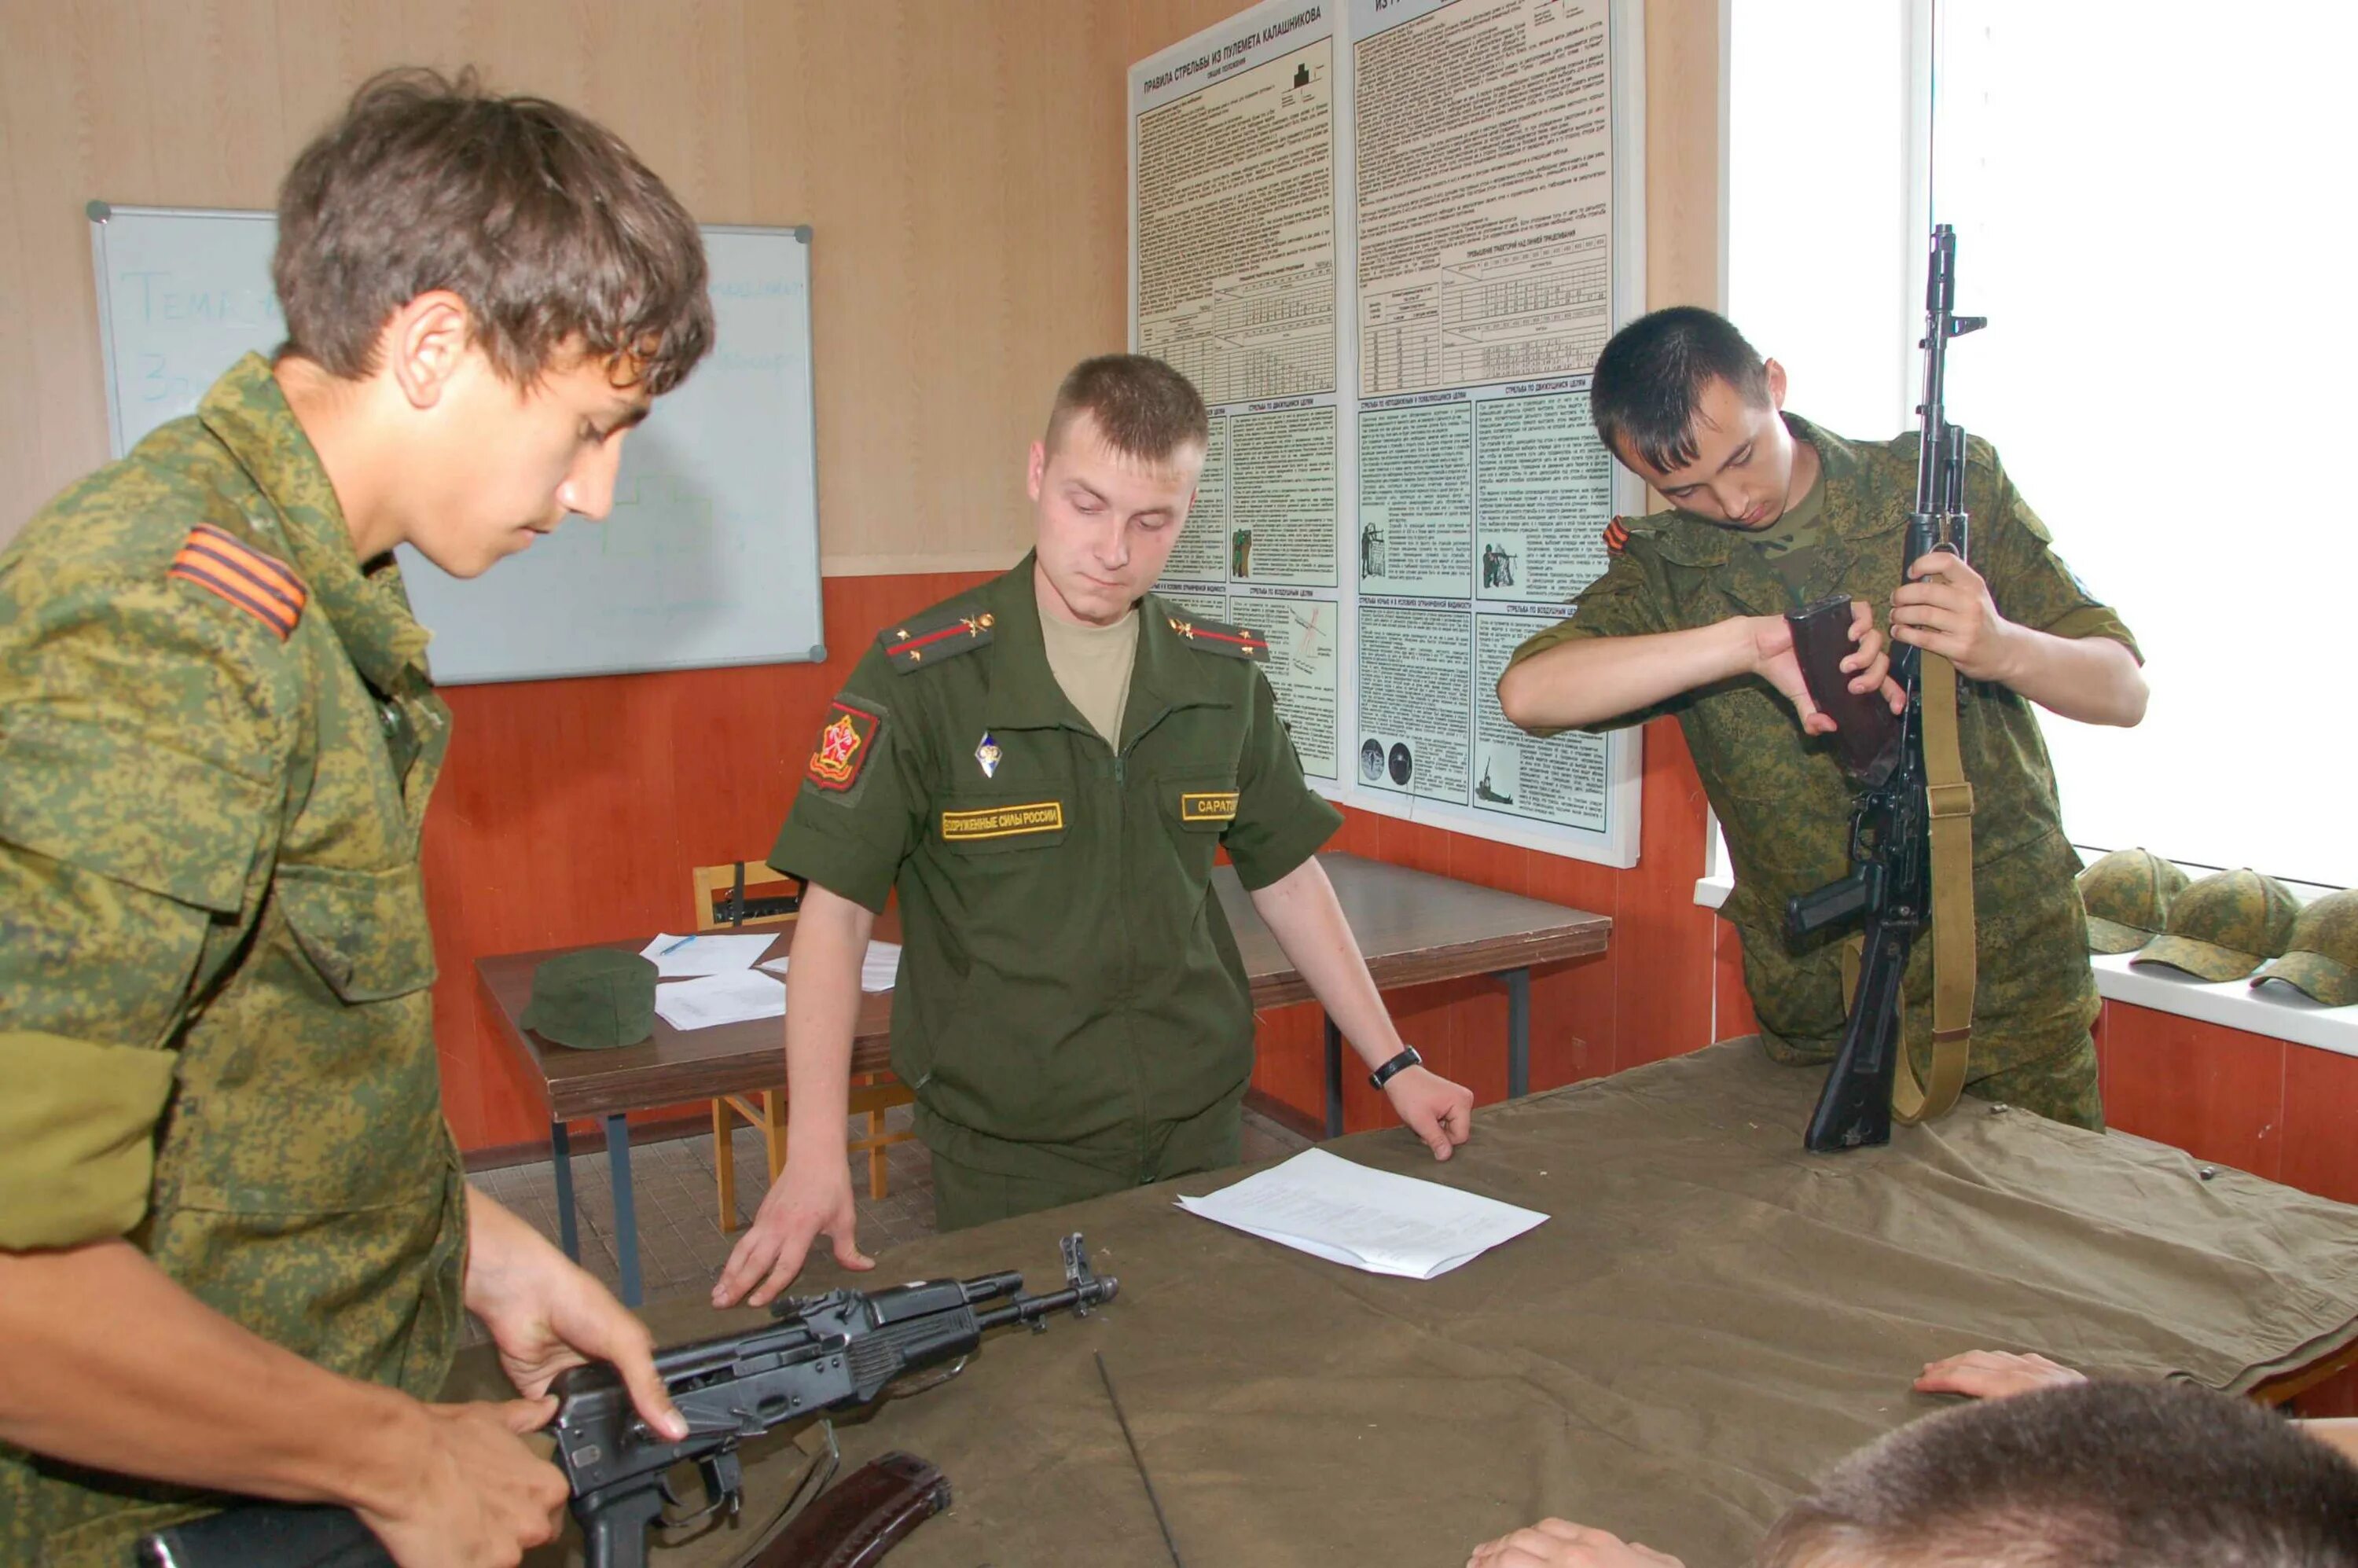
[
  {"left": 1782, "top": 224, "right": 1985, "bottom": 1152},
  {"left": 136, "top": 1234, "right": 1118, "bottom": 1568}
]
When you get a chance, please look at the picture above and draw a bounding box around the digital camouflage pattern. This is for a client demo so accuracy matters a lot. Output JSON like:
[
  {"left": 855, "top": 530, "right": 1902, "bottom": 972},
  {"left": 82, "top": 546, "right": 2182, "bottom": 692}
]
[
  {"left": 0, "top": 355, "right": 465, "bottom": 1565},
  {"left": 2132, "top": 867, "right": 2302, "bottom": 982},
  {"left": 2076, "top": 846, "right": 2191, "bottom": 954},
  {"left": 1508, "top": 416, "right": 2140, "bottom": 1128},
  {"left": 769, "top": 557, "right": 1338, "bottom": 1224},
  {"left": 2251, "top": 888, "right": 2358, "bottom": 1007}
]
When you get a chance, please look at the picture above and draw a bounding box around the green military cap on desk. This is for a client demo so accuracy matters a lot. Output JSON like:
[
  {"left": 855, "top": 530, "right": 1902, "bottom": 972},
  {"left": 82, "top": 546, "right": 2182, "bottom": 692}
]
[
  {"left": 521, "top": 949, "right": 658, "bottom": 1050},
  {"left": 2077, "top": 847, "right": 2191, "bottom": 954},
  {"left": 2251, "top": 888, "right": 2358, "bottom": 1007},
  {"left": 2131, "top": 868, "right": 2301, "bottom": 982}
]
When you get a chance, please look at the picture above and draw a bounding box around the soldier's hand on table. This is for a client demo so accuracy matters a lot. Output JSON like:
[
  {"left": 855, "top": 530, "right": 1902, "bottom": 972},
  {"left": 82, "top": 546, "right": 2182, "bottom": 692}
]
[
  {"left": 358, "top": 1396, "right": 569, "bottom": 1567},
  {"left": 713, "top": 1151, "right": 875, "bottom": 1309},
  {"left": 462, "top": 1192, "right": 687, "bottom": 1442},
  {"left": 1890, "top": 551, "right": 2019, "bottom": 681},
  {"left": 1467, "top": 1518, "right": 1684, "bottom": 1568},
  {"left": 1914, "top": 1348, "right": 2086, "bottom": 1401},
  {"left": 1384, "top": 1065, "right": 1474, "bottom": 1161}
]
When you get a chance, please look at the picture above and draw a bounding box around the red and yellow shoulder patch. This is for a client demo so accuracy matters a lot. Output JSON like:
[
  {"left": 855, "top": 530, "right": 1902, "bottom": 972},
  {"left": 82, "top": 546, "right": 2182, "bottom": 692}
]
[
  {"left": 806, "top": 700, "right": 883, "bottom": 791},
  {"left": 1603, "top": 516, "right": 1631, "bottom": 556},
  {"left": 168, "top": 523, "right": 306, "bottom": 640}
]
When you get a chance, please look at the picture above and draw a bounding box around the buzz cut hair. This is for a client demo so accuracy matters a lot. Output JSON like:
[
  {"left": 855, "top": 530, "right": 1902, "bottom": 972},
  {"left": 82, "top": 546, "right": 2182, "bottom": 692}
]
[
  {"left": 1589, "top": 306, "right": 1772, "bottom": 476},
  {"left": 1044, "top": 355, "right": 1209, "bottom": 466},
  {"left": 1754, "top": 1379, "right": 2358, "bottom": 1568}
]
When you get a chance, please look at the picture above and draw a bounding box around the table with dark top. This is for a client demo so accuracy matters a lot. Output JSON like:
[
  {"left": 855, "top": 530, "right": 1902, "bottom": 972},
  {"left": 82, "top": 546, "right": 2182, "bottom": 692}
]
[{"left": 476, "top": 851, "right": 1611, "bottom": 1303}]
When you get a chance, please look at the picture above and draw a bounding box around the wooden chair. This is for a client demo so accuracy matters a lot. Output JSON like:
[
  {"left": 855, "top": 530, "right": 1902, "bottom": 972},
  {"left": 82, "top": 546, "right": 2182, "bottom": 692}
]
[{"left": 691, "top": 859, "right": 916, "bottom": 1230}]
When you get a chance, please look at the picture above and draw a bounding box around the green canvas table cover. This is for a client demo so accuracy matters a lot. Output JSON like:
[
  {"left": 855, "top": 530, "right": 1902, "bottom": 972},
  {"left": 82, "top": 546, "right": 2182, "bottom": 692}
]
[{"left": 461, "top": 1039, "right": 2358, "bottom": 1566}]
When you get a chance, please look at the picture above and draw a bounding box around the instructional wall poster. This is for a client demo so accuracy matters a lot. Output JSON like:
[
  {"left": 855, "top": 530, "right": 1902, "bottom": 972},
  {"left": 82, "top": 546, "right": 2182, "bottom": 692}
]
[{"left": 1131, "top": 0, "right": 1645, "bottom": 865}]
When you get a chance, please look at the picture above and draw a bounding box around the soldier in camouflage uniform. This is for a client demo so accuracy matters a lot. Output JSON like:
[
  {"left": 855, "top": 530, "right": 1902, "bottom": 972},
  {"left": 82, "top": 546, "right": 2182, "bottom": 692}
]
[
  {"left": 0, "top": 72, "right": 713, "bottom": 1566},
  {"left": 1498, "top": 308, "right": 2148, "bottom": 1128},
  {"left": 711, "top": 358, "right": 1476, "bottom": 1309}
]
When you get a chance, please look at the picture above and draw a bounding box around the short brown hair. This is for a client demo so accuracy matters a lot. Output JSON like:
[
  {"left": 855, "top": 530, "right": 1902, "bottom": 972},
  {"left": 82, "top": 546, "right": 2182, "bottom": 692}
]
[
  {"left": 1045, "top": 355, "right": 1208, "bottom": 465},
  {"left": 1756, "top": 1381, "right": 2358, "bottom": 1568},
  {"left": 273, "top": 68, "right": 713, "bottom": 395}
]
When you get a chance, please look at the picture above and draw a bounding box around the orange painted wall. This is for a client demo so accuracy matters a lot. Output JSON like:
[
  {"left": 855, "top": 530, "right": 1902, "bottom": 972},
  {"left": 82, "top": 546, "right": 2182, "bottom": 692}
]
[{"left": 423, "top": 569, "right": 995, "bottom": 1151}]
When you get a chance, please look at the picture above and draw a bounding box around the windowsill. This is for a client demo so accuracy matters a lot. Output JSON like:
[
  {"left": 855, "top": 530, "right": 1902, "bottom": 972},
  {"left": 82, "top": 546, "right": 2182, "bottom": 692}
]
[
  {"left": 1690, "top": 874, "right": 2358, "bottom": 1059},
  {"left": 2089, "top": 952, "right": 2358, "bottom": 1059}
]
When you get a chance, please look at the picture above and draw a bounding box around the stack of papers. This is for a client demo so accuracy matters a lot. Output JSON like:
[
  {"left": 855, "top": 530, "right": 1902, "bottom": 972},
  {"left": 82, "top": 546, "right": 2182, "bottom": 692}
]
[
  {"left": 758, "top": 940, "right": 902, "bottom": 993},
  {"left": 1177, "top": 1148, "right": 1548, "bottom": 1280},
  {"left": 652, "top": 970, "right": 786, "bottom": 1030},
  {"left": 638, "top": 931, "right": 777, "bottom": 978}
]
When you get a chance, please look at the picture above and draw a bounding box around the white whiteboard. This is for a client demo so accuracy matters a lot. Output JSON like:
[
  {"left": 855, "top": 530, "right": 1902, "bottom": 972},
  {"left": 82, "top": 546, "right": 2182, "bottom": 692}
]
[{"left": 88, "top": 204, "right": 825, "bottom": 683}]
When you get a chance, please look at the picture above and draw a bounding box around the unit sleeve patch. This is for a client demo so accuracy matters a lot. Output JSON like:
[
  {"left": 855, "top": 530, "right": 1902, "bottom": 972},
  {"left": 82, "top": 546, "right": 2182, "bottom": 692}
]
[{"left": 806, "top": 700, "right": 883, "bottom": 792}]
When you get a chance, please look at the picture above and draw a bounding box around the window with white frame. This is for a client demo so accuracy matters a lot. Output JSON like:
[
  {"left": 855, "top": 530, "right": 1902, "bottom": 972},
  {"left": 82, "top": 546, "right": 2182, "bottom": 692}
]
[{"left": 1730, "top": 1, "right": 2353, "bottom": 890}]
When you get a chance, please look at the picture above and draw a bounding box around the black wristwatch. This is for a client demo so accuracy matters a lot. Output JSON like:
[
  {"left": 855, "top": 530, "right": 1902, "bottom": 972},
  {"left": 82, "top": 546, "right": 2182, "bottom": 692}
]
[{"left": 1368, "top": 1045, "right": 1423, "bottom": 1090}]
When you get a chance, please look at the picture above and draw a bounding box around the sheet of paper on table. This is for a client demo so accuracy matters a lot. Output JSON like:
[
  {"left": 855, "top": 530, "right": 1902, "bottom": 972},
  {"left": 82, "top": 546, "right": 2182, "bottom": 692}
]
[
  {"left": 652, "top": 969, "right": 787, "bottom": 1030},
  {"left": 758, "top": 940, "right": 902, "bottom": 993},
  {"left": 638, "top": 931, "right": 778, "bottom": 978},
  {"left": 1176, "top": 1148, "right": 1548, "bottom": 1280}
]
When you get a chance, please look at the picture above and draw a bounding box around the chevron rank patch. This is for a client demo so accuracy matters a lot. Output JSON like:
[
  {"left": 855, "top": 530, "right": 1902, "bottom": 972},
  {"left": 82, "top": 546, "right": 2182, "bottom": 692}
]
[
  {"left": 880, "top": 605, "right": 995, "bottom": 674},
  {"left": 806, "top": 700, "right": 883, "bottom": 792},
  {"left": 1603, "top": 516, "right": 1631, "bottom": 556},
  {"left": 1164, "top": 613, "right": 1269, "bottom": 662},
  {"left": 167, "top": 523, "right": 306, "bottom": 640}
]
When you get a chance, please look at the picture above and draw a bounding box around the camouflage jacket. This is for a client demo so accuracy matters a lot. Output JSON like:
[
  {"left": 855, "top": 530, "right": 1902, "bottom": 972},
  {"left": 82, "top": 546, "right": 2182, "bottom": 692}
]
[
  {"left": 1508, "top": 415, "right": 2139, "bottom": 1082},
  {"left": 0, "top": 355, "right": 465, "bottom": 1563}
]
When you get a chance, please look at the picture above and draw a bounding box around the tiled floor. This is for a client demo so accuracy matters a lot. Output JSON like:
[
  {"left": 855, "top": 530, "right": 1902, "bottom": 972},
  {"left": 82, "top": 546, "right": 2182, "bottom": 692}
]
[{"left": 470, "top": 1103, "right": 1311, "bottom": 1320}]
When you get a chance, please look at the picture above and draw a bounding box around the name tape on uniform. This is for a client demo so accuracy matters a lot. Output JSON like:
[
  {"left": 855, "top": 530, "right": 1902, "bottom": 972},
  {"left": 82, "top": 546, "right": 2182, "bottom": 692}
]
[
  {"left": 940, "top": 801, "right": 1066, "bottom": 841},
  {"left": 1179, "top": 791, "right": 1239, "bottom": 824}
]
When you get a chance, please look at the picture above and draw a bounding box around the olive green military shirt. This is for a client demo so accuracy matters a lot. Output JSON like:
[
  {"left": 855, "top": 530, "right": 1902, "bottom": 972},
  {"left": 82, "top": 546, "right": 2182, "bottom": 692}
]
[
  {"left": 1507, "top": 416, "right": 2139, "bottom": 1098},
  {"left": 0, "top": 355, "right": 466, "bottom": 1563},
  {"left": 769, "top": 557, "right": 1342, "bottom": 1182}
]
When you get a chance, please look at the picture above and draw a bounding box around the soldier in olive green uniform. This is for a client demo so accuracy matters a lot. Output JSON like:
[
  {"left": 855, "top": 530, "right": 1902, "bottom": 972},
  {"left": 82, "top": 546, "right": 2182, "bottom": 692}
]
[
  {"left": 715, "top": 358, "right": 1476, "bottom": 1307},
  {"left": 1498, "top": 309, "right": 2148, "bottom": 1129},
  {"left": 0, "top": 72, "right": 709, "bottom": 1566}
]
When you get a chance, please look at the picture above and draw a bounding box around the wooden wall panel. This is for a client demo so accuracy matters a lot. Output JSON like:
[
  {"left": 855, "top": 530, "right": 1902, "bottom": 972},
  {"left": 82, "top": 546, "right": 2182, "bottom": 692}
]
[
  {"left": 2084, "top": 1004, "right": 2287, "bottom": 1183},
  {"left": 424, "top": 569, "right": 998, "bottom": 1148},
  {"left": 0, "top": 0, "right": 1133, "bottom": 571}
]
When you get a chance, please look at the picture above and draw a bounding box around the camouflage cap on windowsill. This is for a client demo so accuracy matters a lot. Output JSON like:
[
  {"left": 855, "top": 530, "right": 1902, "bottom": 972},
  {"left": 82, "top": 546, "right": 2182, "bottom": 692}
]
[
  {"left": 2131, "top": 868, "right": 2301, "bottom": 983},
  {"left": 2077, "top": 847, "right": 2191, "bottom": 955},
  {"left": 2251, "top": 887, "right": 2358, "bottom": 1007}
]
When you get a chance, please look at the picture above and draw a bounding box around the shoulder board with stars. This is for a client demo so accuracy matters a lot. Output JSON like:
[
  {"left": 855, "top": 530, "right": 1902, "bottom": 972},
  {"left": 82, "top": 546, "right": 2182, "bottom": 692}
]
[
  {"left": 1164, "top": 611, "right": 1269, "bottom": 663},
  {"left": 877, "top": 604, "right": 996, "bottom": 674}
]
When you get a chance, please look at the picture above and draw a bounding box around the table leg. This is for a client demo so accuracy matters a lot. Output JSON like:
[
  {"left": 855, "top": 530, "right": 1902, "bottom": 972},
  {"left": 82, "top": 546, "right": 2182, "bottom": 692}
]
[
  {"left": 1324, "top": 1012, "right": 1345, "bottom": 1140},
  {"left": 607, "top": 1113, "right": 642, "bottom": 1308},
  {"left": 1499, "top": 967, "right": 1531, "bottom": 1100},
  {"left": 550, "top": 1118, "right": 580, "bottom": 1263}
]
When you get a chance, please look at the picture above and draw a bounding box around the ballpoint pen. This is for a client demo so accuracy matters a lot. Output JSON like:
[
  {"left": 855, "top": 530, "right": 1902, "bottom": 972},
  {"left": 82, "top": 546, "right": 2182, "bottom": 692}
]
[{"left": 659, "top": 934, "right": 697, "bottom": 955}]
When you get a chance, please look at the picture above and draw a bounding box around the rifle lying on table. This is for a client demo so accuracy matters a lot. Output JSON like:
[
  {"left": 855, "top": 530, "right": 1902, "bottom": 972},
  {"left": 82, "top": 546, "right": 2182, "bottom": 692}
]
[
  {"left": 1783, "top": 222, "right": 1985, "bottom": 1153},
  {"left": 137, "top": 1234, "right": 1118, "bottom": 1568}
]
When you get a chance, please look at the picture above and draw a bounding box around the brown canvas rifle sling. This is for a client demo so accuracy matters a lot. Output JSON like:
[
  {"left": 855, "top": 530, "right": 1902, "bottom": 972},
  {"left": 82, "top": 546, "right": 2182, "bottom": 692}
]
[{"left": 1842, "top": 645, "right": 1975, "bottom": 1123}]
